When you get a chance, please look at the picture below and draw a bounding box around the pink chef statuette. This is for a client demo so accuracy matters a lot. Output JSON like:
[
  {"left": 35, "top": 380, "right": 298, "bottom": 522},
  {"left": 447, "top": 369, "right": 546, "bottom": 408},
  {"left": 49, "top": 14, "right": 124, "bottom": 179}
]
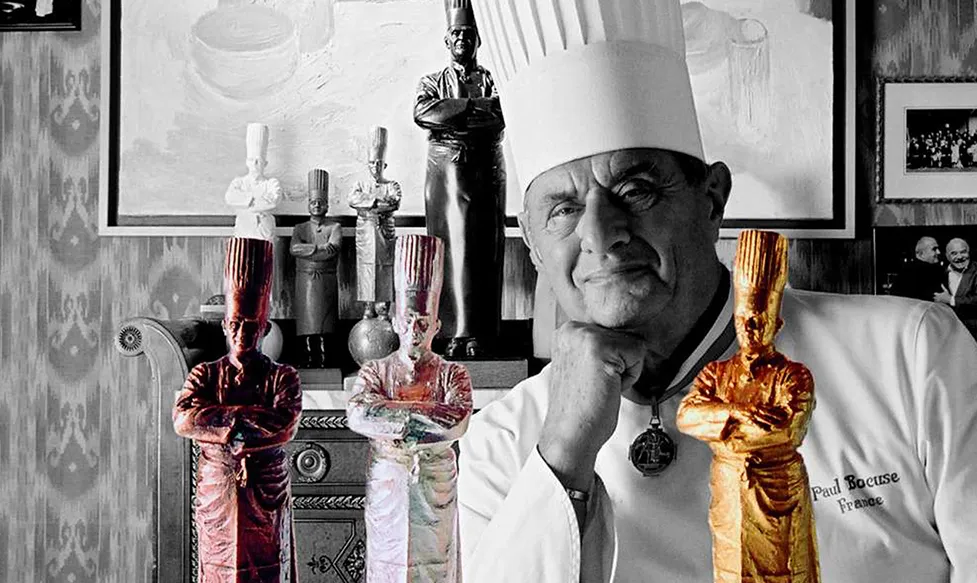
[
  {"left": 346, "top": 234, "right": 474, "bottom": 583},
  {"left": 173, "top": 237, "right": 302, "bottom": 582}
]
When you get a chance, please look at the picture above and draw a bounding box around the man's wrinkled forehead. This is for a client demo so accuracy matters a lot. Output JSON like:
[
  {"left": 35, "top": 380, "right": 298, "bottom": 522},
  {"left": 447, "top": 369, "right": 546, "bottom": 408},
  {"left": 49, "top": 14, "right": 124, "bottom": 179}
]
[
  {"left": 948, "top": 240, "right": 970, "bottom": 253},
  {"left": 524, "top": 149, "right": 682, "bottom": 205}
]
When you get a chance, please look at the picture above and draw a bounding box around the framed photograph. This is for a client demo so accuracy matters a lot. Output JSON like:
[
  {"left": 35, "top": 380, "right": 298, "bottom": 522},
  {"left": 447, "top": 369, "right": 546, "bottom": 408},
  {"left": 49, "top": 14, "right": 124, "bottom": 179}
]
[
  {"left": 878, "top": 78, "right": 977, "bottom": 202},
  {"left": 99, "top": 0, "right": 854, "bottom": 237},
  {"left": 873, "top": 225, "right": 977, "bottom": 337},
  {"left": 0, "top": 0, "right": 81, "bottom": 31}
]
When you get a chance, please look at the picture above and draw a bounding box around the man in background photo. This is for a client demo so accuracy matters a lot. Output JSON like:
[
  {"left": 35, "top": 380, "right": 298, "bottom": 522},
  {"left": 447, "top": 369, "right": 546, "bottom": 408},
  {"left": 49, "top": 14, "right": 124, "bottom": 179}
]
[
  {"left": 891, "top": 235, "right": 945, "bottom": 301},
  {"left": 935, "top": 237, "right": 977, "bottom": 337}
]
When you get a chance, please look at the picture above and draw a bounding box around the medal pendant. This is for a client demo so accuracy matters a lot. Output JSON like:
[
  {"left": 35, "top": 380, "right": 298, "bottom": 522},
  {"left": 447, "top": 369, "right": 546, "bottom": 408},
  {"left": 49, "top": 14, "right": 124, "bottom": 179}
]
[{"left": 629, "top": 399, "right": 677, "bottom": 476}]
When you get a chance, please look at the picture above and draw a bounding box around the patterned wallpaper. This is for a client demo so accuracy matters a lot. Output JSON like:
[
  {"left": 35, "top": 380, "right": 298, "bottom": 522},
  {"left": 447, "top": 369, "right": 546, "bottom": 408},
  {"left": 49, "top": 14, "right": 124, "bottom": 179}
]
[{"left": 2, "top": 0, "right": 976, "bottom": 581}]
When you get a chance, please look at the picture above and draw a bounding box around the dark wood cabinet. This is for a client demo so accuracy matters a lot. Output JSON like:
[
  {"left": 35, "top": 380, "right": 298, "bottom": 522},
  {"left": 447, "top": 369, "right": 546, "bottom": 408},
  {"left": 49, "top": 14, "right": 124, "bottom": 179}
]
[{"left": 287, "top": 419, "right": 368, "bottom": 583}]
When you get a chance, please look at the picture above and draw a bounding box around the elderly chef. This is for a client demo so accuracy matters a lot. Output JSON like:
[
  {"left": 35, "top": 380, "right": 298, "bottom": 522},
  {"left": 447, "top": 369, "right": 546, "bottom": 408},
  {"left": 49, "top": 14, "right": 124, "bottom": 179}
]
[{"left": 458, "top": 0, "right": 977, "bottom": 582}]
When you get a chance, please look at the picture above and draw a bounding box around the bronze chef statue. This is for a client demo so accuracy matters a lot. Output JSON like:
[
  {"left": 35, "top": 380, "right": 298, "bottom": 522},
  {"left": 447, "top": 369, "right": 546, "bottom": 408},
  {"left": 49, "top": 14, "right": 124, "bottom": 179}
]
[
  {"left": 173, "top": 237, "right": 302, "bottom": 582},
  {"left": 291, "top": 168, "right": 343, "bottom": 367},
  {"left": 347, "top": 234, "right": 474, "bottom": 583},
  {"left": 348, "top": 126, "right": 403, "bottom": 318},
  {"left": 414, "top": 0, "right": 506, "bottom": 358},
  {"left": 677, "top": 230, "right": 820, "bottom": 583}
]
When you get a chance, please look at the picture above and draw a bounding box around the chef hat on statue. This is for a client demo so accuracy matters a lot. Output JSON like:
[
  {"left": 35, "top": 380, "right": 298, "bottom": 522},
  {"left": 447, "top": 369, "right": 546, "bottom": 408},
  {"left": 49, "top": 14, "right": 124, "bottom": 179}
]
[
  {"left": 245, "top": 122, "right": 270, "bottom": 159},
  {"left": 394, "top": 235, "right": 445, "bottom": 318},
  {"left": 308, "top": 168, "right": 329, "bottom": 195},
  {"left": 733, "top": 230, "right": 789, "bottom": 308},
  {"left": 470, "top": 0, "right": 704, "bottom": 188},
  {"left": 446, "top": 0, "right": 477, "bottom": 30},
  {"left": 224, "top": 237, "right": 275, "bottom": 322},
  {"left": 367, "top": 126, "right": 388, "bottom": 162}
]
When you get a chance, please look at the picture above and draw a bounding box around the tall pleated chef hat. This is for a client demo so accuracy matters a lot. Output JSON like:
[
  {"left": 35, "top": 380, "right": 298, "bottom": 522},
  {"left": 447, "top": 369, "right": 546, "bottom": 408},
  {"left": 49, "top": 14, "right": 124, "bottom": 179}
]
[
  {"left": 733, "top": 229, "right": 789, "bottom": 308},
  {"left": 470, "top": 0, "right": 704, "bottom": 188},
  {"left": 245, "top": 122, "right": 270, "bottom": 160},
  {"left": 368, "top": 126, "right": 388, "bottom": 162},
  {"left": 308, "top": 168, "right": 329, "bottom": 195},
  {"left": 446, "top": 0, "right": 477, "bottom": 30},
  {"left": 395, "top": 234, "right": 445, "bottom": 318},
  {"left": 224, "top": 237, "right": 274, "bottom": 322}
]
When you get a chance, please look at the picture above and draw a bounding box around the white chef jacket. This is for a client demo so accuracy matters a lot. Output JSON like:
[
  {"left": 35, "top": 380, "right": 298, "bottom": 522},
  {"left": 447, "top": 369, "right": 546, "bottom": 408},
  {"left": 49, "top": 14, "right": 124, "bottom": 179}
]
[
  {"left": 459, "top": 288, "right": 977, "bottom": 583},
  {"left": 224, "top": 175, "right": 283, "bottom": 241}
]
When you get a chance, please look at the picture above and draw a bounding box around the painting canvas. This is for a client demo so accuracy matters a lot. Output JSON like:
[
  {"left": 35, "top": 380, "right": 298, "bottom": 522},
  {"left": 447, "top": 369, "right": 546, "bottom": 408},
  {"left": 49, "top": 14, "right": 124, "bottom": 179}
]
[
  {"left": 685, "top": 0, "right": 846, "bottom": 232},
  {"left": 100, "top": 0, "right": 853, "bottom": 236}
]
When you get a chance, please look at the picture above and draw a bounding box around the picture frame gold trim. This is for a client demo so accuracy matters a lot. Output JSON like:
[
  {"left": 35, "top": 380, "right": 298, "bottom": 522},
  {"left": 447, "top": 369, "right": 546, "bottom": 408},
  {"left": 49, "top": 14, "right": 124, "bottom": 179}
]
[{"left": 877, "top": 77, "right": 977, "bottom": 204}]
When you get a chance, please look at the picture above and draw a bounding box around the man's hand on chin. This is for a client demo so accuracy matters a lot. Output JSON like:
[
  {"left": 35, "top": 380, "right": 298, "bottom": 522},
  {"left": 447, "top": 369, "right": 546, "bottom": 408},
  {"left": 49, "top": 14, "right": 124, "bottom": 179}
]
[{"left": 538, "top": 321, "right": 645, "bottom": 493}]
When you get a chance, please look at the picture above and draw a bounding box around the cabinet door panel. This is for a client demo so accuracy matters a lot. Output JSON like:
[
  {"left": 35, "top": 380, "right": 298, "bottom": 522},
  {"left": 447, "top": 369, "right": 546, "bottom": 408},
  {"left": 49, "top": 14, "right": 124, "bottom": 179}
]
[{"left": 294, "top": 512, "right": 367, "bottom": 583}]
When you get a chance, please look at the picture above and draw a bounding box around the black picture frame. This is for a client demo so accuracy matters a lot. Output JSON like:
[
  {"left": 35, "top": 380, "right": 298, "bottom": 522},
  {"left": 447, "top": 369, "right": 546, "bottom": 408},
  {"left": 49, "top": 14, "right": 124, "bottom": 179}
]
[
  {"left": 98, "top": 0, "right": 854, "bottom": 238},
  {"left": 0, "top": 0, "right": 81, "bottom": 32}
]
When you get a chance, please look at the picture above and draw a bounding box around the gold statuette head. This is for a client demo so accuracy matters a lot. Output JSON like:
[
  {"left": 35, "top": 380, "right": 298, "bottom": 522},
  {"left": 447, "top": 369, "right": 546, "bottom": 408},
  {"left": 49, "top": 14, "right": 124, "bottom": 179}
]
[{"left": 733, "top": 230, "right": 788, "bottom": 354}]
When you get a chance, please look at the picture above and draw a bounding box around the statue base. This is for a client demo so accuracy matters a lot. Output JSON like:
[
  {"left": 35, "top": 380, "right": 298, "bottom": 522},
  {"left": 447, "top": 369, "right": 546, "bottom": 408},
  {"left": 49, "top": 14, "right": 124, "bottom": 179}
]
[
  {"left": 296, "top": 368, "right": 344, "bottom": 390},
  {"left": 450, "top": 358, "right": 528, "bottom": 390}
]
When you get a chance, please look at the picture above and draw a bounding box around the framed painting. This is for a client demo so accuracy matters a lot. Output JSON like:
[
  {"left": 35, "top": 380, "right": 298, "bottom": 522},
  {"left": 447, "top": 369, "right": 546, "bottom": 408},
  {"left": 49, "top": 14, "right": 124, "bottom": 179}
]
[
  {"left": 877, "top": 78, "right": 977, "bottom": 203},
  {"left": 0, "top": 0, "right": 81, "bottom": 31},
  {"left": 99, "top": 0, "right": 854, "bottom": 238},
  {"left": 705, "top": 0, "right": 854, "bottom": 238}
]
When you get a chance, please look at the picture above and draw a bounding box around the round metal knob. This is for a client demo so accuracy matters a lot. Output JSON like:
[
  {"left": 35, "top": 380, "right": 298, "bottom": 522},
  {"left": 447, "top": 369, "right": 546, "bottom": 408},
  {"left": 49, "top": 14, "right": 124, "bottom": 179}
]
[
  {"left": 116, "top": 324, "right": 144, "bottom": 355},
  {"left": 294, "top": 444, "right": 330, "bottom": 482}
]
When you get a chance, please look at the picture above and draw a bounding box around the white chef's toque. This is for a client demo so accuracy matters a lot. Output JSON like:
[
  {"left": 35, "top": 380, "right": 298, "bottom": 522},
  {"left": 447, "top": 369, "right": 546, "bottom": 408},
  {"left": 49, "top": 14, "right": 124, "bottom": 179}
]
[
  {"left": 245, "top": 122, "right": 270, "bottom": 160},
  {"left": 470, "top": 0, "right": 705, "bottom": 188}
]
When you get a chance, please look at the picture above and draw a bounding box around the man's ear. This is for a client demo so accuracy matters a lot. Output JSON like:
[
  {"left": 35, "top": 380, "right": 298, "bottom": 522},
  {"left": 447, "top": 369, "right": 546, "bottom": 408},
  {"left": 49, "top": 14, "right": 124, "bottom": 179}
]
[
  {"left": 703, "top": 161, "right": 732, "bottom": 228},
  {"left": 517, "top": 211, "right": 543, "bottom": 269}
]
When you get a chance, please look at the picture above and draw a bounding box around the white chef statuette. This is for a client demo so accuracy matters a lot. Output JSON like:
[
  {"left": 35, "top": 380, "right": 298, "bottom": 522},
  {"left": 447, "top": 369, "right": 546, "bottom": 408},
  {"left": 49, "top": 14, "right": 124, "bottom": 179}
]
[{"left": 225, "top": 122, "right": 286, "bottom": 241}]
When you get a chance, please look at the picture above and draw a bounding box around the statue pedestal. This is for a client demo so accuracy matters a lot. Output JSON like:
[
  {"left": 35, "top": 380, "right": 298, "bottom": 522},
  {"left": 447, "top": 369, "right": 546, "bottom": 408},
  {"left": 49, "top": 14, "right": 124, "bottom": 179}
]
[
  {"left": 448, "top": 358, "right": 528, "bottom": 391},
  {"left": 297, "top": 367, "right": 344, "bottom": 389},
  {"left": 298, "top": 368, "right": 344, "bottom": 410}
]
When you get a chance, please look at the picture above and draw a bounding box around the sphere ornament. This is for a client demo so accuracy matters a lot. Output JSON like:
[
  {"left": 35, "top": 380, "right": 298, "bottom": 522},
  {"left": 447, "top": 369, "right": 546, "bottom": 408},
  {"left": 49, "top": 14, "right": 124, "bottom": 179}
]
[
  {"left": 347, "top": 312, "right": 399, "bottom": 367},
  {"left": 261, "top": 320, "right": 284, "bottom": 361}
]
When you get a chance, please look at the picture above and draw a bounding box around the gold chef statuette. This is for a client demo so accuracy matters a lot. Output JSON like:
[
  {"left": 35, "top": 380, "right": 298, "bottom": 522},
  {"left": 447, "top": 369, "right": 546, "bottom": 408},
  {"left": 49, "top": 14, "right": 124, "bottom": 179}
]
[{"left": 677, "top": 230, "right": 820, "bottom": 583}]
